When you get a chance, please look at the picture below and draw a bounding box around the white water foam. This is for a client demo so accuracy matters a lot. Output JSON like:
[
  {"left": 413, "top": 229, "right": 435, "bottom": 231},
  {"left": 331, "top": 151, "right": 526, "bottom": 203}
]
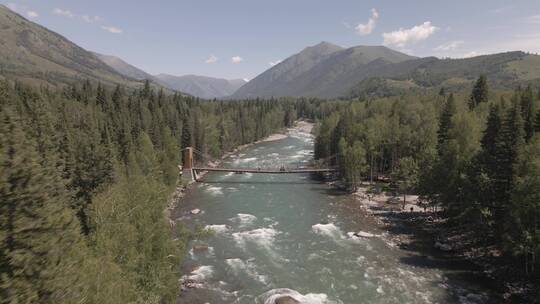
[
  {"left": 230, "top": 213, "right": 257, "bottom": 227},
  {"left": 311, "top": 223, "right": 344, "bottom": 240},
  {"left": 205, "top": 224, "right": 229, "bottom": 234},
  {"left": 234, "top": 157, "right": 258, "bottom": 164},
  {"left": 181, "top": 265, "right": 214, "bottom": 284},
  {"left": 206, "top": 186, "right": 223, "bottom": 196},
  {"left": 232, "top": 227, "right": 279, "bottom": 250},
  {"left": 258, "top": 288, "right": 340, "bottom": 304},
  {"left": 225, "top": 258, "right": 269, "bottom": 284}
]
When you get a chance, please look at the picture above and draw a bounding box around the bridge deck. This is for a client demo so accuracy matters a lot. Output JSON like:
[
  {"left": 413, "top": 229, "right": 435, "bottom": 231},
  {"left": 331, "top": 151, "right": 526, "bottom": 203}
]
[{"left": 192, "top": 167, "right": 337, "bottom": 174}]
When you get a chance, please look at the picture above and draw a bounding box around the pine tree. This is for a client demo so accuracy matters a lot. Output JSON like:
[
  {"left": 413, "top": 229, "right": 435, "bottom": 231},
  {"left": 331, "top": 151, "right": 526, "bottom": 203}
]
[
  {"left": 535, "top": 109, "right": 540, "bottom": 133},
  {"left": 437, "top": 93, "right": 456, "bottom": 155},
  {"left": 469, "top": 75, "right": 488, "bottom": 110},
  {"left": 96, "top": 83, "right": 106, "bottom": 110},
  {"left": 111, "top": 84, "right": 122, "bottom": 111},
  {"left": 493, "top": 103, "right": 525, "bottom": 239},
  {"left": 0, "top": 108, "right": 86, "bottom": 303},
  {"left": 480, "top": 104, "right": 502, "bottom": 175},
  {"left": 142, "top": 79, "right": 152, "bottom": 98},
  {"left": 471, "top": 104, "right": 503, "bottom": 229},
  {"left": 509, "top": 135, "right": 540, "bottom": 273},
  {"left": 521, "top": 85, "right": 535, "bottom": 142},
  {"left": 181, "top": 118, "right": 192, "bottom": 149}
]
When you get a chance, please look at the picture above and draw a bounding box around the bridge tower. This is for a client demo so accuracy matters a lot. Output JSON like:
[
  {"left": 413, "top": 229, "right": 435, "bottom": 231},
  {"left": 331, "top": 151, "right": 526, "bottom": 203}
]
[{"left": 181, "top": 147, "right": 196, "bottom": 183}]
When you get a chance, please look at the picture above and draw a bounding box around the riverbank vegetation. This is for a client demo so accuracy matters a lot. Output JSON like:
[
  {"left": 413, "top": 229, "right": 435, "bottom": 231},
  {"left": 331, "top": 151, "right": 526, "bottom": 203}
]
[
  {"left": 313, "top": 77, "right": 540, "bottom": 292},
  {"left": 0, "top": 80, "right": 296, "bottom": 304}
]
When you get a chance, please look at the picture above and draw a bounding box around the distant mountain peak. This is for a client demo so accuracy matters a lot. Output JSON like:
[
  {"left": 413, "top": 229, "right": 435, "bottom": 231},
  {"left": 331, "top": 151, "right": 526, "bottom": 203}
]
[
  {"left": 153, "top": 74, "right": 247, "bottom": 99},
  {"left": 231, "top": 42, "right": 414, "bottom": 98}
]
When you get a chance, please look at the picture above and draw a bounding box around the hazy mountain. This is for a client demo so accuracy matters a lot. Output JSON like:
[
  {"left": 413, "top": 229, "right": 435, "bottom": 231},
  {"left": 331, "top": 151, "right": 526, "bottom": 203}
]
[
  {"left": 154, "top": 74, "right": 247, "bottom": 99},
  {"left": 93, "top": 52, "right": 153, "bottom": 81},
  {"left": 232, "top": 41, "right": 540, "bottom": 98},
  {"left": 93, "top": 51, "right": 247, "bottom": 99},
  {"left": 0, "top": 5, "right": 140, "bottom": 88}
]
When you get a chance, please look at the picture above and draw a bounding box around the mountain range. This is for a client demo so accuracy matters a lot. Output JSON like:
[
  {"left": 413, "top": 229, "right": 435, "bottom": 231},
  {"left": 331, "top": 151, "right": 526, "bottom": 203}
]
[
  {"left": 3, "top": 3, "right": 540, "bottom": 100},
  {"left": 93, "top": 52, "right": 246, "bottom": 99},
  {"left": 152, "top": 74, "right": 246, "bottom": 100},
  {"left": 232, "top": 42, "right": 540, "bottom": 99},
  {"left": 0, "top": 5, "right": 245, "bottom": 98}
]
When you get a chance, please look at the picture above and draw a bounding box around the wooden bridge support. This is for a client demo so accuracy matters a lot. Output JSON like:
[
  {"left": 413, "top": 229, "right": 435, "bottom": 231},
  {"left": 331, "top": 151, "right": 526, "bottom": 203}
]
[{"left": 181, "top": 147, "right": 196, "bottom": 183}]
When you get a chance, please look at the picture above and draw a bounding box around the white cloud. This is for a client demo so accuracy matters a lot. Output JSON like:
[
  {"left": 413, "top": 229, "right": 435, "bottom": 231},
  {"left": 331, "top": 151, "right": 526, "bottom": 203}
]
[
  {"left": 52, "top": 8, "right": 74, "bottom": 18},
  {"left": 231, "top": 56, "right": 243, "bottom": 64},
  {"left": 488, "top": 6, "right": 511, "bottom": 15},
  {"left": 383, "top": 21, "right": 439, "bottom": 47},
  {"left": 205, "top": 54, "right": 218, "bottom": 64},
  {"left": 82, "top": 15, "right": 101, "bottom": 23},
  {"left": 269, "top": 60, "right": 282, "bottom": 67},
  {"left": 101, "top": 25, "right": 123, "bottom": 34},
  {"left": 525, "top": 15, "right": 540, "bottom": 24},
  {"left": 355, "top": 8, "right": 379, "bottom": 35},
  {"left": 434, "top": 40, "right": 464, "bottom": 52},
  {"left": 26, "top": 11, "right": 38, "bottom": 19}
]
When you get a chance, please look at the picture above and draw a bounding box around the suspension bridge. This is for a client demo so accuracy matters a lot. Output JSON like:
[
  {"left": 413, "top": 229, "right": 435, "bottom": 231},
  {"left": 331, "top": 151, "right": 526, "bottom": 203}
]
[{"left": 180, "top": 147, "right": 338, "bottom": 182}]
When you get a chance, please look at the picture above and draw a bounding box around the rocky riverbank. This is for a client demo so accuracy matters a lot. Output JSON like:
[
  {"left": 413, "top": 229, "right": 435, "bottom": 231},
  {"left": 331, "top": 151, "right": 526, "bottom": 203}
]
[{"left": 343, "top": 184, "right": 538, "bottom": 303}]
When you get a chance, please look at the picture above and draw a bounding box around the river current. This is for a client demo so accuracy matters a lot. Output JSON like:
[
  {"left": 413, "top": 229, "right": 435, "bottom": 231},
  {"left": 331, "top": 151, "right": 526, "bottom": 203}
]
[{"left": 174, "top": 127, "right": 491, "bottom": 304}]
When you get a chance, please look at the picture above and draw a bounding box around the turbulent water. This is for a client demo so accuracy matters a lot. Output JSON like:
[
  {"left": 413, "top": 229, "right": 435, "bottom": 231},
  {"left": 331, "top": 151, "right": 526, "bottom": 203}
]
[{"left": 174, "top": 127, "right": 492, "bottom": 304}]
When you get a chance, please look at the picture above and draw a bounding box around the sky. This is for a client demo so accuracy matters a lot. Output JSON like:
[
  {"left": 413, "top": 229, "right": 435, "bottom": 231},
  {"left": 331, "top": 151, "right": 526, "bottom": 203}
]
[{"left": 2, "top": 0, "right": 540, "bottom": 80}]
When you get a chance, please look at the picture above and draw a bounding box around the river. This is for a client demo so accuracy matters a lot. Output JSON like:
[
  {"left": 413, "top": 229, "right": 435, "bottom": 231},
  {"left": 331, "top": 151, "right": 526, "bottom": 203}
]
[{"left": 174, "top": 125, "right": 493, "bottom": 304}]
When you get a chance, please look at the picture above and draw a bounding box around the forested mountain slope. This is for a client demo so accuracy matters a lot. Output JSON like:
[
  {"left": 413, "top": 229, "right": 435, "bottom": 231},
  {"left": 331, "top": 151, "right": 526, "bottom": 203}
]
[
  {"left": 233, "top": 41, "right": 540, "bottom": 99},
  {"left": 0, "top": 5, "right": 144, "bottom": 88}
]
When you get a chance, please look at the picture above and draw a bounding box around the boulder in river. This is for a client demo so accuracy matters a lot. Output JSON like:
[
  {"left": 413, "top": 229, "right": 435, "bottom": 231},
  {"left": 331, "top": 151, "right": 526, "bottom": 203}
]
[
  {"left": 434, "top": 241, "right": 452, "bottom": 252},
  {"left": 192, "top": 243, "right": 209, "bottom": 252},
  {"left": 191, "top": 208, "right": 201, "bottom": 215},
  {"left": 274, "top": 296, "right": 300, "bottom": 304}
]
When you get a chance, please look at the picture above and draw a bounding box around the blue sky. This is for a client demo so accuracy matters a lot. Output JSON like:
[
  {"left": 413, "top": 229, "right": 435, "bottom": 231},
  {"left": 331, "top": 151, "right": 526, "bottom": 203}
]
[{"left": 3, "top": 0, "right": 540, "bottom": 80}]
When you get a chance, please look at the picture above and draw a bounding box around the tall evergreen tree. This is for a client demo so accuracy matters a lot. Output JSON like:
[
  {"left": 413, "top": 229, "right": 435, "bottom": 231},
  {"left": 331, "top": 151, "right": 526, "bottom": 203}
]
[
  {"left": 469, "top": 104, "right": 503, "bottom": 230},
  {"left": 535, "top": 109, "right": 540, "bottom": 133},
  {"left": 493, "top": 103, "right": 525, "bottom": 238},
  {"left": 480, "top": 104, "right": 502, "bottom": 175},
  {"left": 181, "top": 118, "right": 192, "bottom": 150},
  {"left": 0, "top": 108, "right": 86, "bottom": 303},
  {"left": 521, "top": 85, "right": 535, "bottom": 142},
  {"left": 469, "top": 75, "right": 489, "bottom": 110},
  {"left": 437, "top": 93, "right": 456, "bottom": 155}
]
